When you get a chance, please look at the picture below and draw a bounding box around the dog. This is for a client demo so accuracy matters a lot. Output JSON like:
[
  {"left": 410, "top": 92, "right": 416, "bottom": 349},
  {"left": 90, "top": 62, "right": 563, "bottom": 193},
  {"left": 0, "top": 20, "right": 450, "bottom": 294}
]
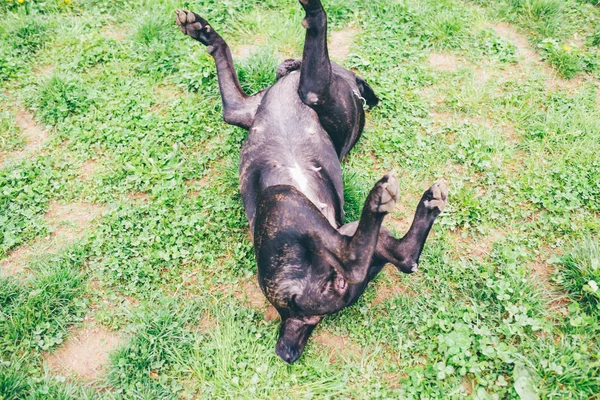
[{"left": 175, "top": 0, "right": 447, "bottom": 364}]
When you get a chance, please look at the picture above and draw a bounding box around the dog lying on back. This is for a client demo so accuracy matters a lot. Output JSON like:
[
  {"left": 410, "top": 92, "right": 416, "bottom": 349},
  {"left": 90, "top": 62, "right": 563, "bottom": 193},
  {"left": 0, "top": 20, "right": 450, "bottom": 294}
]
[{"left": 175, "top": 0, "right": 447, "bottom": 364}]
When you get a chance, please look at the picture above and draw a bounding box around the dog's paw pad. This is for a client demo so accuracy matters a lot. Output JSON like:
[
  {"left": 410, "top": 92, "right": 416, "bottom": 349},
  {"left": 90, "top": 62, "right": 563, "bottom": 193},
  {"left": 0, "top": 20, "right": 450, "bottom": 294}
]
[
  {"left": 370, "top": 174, "right": 399, "bottom": 213},
  {"left": 174, "top": 9, "right": 216, "bottom": 45},
  {"left": 423, "top": 181, "right": 448, "bottom": 212}
]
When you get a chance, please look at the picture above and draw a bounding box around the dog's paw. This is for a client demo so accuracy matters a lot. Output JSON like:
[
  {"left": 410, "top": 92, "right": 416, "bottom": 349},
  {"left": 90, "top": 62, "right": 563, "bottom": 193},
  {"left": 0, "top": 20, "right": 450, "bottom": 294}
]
[
  {"left": 423, "top": 181, "right": 448, "bottom": 212},
  {"left": 174, "top": 9, "right": 218, "bottom": 47},
  {"left": 298, "top": 0, "right": 323, "bottom": 9},
  {"left": 369, "top": 174, "right": 399, "bottom": 214}
]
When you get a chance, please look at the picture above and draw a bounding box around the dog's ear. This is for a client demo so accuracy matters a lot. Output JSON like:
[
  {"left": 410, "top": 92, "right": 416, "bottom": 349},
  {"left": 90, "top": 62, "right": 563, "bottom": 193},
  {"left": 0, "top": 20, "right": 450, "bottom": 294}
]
[{"left": 355, "top": 76, "right": 379, "bottom": 108}]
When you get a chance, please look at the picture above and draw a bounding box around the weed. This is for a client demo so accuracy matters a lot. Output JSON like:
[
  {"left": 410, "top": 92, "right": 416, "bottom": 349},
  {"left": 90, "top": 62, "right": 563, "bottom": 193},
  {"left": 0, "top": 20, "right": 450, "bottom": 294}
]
[{"left": 556, "top": 238, "right": 600, "bottom": 312}]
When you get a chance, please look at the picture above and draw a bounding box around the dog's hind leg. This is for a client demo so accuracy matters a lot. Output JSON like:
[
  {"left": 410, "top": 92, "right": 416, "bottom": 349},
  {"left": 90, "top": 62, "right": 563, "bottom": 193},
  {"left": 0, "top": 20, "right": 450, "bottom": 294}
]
[
  {"left": 175, "top": 9, "right": 263, "bottom": 129},
  {"left": 340, "top": 181, "right": 448, "bottom": 275},
  {"left": 296, "top": 0, "right": 365, "bottom": 158},
  {"left": 297, "top": 0, "right": 331, "bottom": 107}
]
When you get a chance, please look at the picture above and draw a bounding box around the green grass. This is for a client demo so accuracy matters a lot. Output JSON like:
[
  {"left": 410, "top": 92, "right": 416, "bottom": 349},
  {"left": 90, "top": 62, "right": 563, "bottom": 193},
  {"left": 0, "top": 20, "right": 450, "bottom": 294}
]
[{"left": 1, "top": 0, "right": 599, "bottom": 398}]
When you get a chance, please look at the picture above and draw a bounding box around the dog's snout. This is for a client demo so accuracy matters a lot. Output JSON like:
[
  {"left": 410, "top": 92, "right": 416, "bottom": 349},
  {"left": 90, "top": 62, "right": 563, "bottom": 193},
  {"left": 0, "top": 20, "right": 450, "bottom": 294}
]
[{"left": 276, "top": 342, "right": 300, "bottom": 364}]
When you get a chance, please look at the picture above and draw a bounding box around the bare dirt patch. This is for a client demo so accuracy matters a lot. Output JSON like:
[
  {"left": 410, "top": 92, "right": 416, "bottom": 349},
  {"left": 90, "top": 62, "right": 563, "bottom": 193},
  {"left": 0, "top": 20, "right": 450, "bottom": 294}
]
[
  {"left": 229, "top": 279, "right": 281, "bottom": 321},
  {"left": 462, "top": 376, "right": 474, "bottom": 396},
  {"left": 153, "top": 85, "right": 184, "bottom": 101},
  {"left": 264, "top": 305, "right": 279, "bottom": 322},
  {"left": 232, "top": 43, "right": 261, "bottom": 59},
  {"left": 16, "top": 110, "right": 49, "bottom": 153},
  {"left": 429, "top": 52, "right": 460, "bottom": 72},
  {"left": 313, "top": 330, "right": 361, "bottom": 362},
  {"left": 528, "top": 248, "right": 571, "bottom": 313},
  {"left": 1, "top": 246, "right": 34, "bottom": 277},
  {"left": 45, "top": 201, "right": 105, "bottom": 246},
  {"left": 431, "top": 112, "right": 519, "bottom": 143},
  {"left": 1, "top": 109, "right": 51, "bottom": 166},
  {"left": 431, "top": 111, "right": 455, "bottom": 127},
  {"left": 450, "top": 229, "right": 505, "bottom": 261},
  {"left": 79, "top": 159, "right": 99, "bottom": 180},
  {"left": 329, "top": 27, "right": 358, "bottom": 62},
  {"left": 126, "top": 192, "right": 150, "bottom": 203},
  {"left": 488, "top": 22, "right": 581, "bottom": 91},
  {"left": 488, "top": 23, "right": 539, "bottom": 65},
  {"left": 34, "top": 64, "right": 55, "bottom": 76},
  {"left": 387, "top": 191, "right": 419, "bottom": 234},
  {"left": 530, "top": 247, "right": 562, "bottom": 287},
  {"left": 198, "top": 312, "right": 217, "bottom": 332},
  {"left": 150, "top": 85, "right": 186, "bottom": 113},
  {"left": 101, "top": 25, "right": 128, "bottom": 41},
  {"left": 46, "top": 322, "right": 124, "bottom": 380},
  {"left": 185, "top": 176, "right": 209, "bottom": 198},
  {"left": 372, "top": 266, "right": 415, "bottom": 306},
  {"left": 240, "top": 280, "right": 268, "bottom": 308},
  {"left": 0, "top": 202, "right": 104, "bottom": 277}
]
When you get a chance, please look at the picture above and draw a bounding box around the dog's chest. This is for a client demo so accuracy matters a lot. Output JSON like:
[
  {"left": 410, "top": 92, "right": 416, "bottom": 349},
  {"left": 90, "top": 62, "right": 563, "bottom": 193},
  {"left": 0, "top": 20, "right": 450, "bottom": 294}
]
[{"left": 240, "top": 75, "right": 344, "bottom": 227}]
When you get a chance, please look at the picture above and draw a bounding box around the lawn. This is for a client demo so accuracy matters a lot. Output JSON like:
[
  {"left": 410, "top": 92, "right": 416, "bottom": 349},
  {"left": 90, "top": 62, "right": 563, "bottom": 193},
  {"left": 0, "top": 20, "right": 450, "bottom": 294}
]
[{"left": 1, "top": 0, "right": 599, "bottom": 398}]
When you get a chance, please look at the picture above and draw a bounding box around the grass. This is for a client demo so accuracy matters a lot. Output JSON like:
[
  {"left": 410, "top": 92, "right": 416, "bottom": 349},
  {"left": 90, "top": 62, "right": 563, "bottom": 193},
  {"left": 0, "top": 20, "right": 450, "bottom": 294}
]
[{"left": 1, "top": 0, "right": 599, "bottom": 398}]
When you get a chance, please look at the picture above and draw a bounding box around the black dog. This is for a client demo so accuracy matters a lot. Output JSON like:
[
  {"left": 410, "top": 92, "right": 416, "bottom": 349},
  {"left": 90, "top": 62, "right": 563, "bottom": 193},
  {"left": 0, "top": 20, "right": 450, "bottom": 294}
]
[{"left": 175, "top": 0, "right": 447, "bottom": 364}]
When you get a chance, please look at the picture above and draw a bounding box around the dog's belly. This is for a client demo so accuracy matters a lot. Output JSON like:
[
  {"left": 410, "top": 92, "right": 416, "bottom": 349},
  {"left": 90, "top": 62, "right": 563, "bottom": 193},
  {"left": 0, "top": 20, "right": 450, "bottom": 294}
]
[{"left": 239, "top": 73, "right": 344, "bottom": 230}]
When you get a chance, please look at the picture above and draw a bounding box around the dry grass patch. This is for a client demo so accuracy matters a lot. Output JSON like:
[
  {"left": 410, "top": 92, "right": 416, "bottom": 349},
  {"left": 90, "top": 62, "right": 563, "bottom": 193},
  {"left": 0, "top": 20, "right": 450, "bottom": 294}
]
[{"left": 46, "top": 319, "right": 124, "bottom": 381}]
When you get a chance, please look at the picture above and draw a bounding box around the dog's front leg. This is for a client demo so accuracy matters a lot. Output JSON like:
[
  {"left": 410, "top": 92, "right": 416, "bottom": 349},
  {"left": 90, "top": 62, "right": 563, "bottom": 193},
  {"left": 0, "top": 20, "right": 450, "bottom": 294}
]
[
  {"left": 322, "top": 174, "right": 399, "bottom": 284},
  {"left": 175, "top": 10, "right": 263, "bottom": 129}
]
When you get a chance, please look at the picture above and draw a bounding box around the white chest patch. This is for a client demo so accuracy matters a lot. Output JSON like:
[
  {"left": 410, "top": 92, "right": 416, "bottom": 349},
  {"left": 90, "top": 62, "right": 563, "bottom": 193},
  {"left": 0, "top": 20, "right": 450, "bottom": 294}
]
[{"left": 289, "top": 163, "right": 309, "bottom": 192}]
